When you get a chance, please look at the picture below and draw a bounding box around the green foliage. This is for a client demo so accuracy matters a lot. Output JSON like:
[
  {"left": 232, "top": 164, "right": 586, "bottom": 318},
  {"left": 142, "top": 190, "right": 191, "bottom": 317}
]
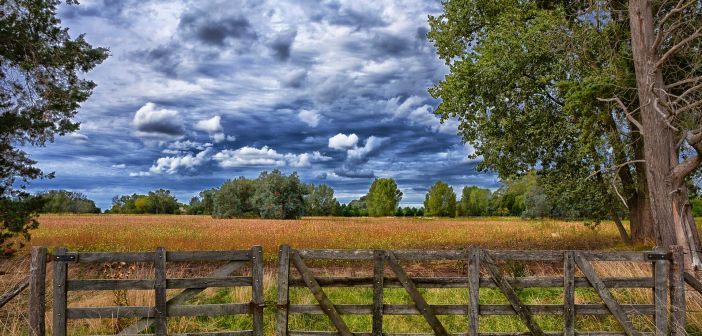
[
  {"left": 187, "top": 189, "right": 217, "bottom": 215},
  {"left": 251, "top": 170, "right": 307, "bottom": 219},
  {"left": 0, "top": 0, "right": 107, "bottom": 254},
  {"left": 213, "top": 177, "right": 257, "bottom": 218},
  {"left": 424, "top": 181, "right": 457, "bottom": 217},
  {"left": 39, "top": 190, "right": 100, "bottom": 213},
  {"left": 692, "top": 197, "right": 702, "bottom": 218},
  {"left": 305, "top": 184, "right": 338, "bottom": 216},
  {"left": 109, "top": 189, "right": 181, "bottom": 214},
  {"left": 366, "top": 178, "right": 403, "bottom": 217},
  {"left": 338, "top": 196, "right": 368, "bottom": 217},
  {"left": 459, "top": 186, "right": 492, "bottom": 216}
]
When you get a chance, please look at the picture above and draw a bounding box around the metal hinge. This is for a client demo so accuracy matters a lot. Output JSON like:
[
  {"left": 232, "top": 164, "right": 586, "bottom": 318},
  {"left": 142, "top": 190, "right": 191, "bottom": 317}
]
[
  {"left": 54, "top": 254, "right": 78, "bottom": 262},
  {"left": 645, "top": 253, "right": 668, "bottom": 261}
]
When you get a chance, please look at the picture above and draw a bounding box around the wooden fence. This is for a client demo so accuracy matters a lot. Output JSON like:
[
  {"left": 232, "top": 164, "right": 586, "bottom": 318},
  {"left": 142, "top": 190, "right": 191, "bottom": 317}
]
[
  {"left": 3, "top": 244, "right": 699, "bottom": 335},
  {"left": 51, "top": 246, "right": 264, "bottom": 336},
  {"left": 276, "top": 245, "right": 685, "bottom": 336}
]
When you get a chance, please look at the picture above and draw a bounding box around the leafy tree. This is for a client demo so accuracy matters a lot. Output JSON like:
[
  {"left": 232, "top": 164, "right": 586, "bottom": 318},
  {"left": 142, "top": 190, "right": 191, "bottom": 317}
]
[
  {"left": 424, "top": 181, "right": 457, "bottom": 217},
  {"left": 108, "top": 190, "right": 180, "bottom": 214},
  {"left": 251, "top": 170, "right": 306, "bottom": 219},
  {"left": 366, "top": 178, "right": 402, "bottom": 217},
  {"left": 403, "top": 206, "right": 417, "bottom": 217},
  {"left": 305, "top": 184, "right": 338, "bottom": 216},
  {"left": 394, "top": 207, "right": 404, "bottom": 217},
  {"left": 39, "top": 190, "right": 100, "bottom": 213},
  {"left": 416, "top": 207, "right": 424, "bottom": 217},
  {"left": 187, "top": 189, "right": 217, "bottom": 215},
  {"left": 0, "top": 0, "right": 108, "bottom": 253},
  {"left": 459, "top": 186, "right": 491, "bottom": 216},
  {"left": 213, "top": 177, "right": 257, "bottom": 218}
]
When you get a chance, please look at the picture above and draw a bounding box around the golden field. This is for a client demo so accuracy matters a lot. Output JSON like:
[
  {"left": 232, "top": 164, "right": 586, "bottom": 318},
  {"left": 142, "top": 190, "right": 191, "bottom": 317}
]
[
  {"left": 3, "top": 214, "right": 701, "bottom": 335},
  {"left": 25, "top": 214, "right": 632, "bottom": 256}
]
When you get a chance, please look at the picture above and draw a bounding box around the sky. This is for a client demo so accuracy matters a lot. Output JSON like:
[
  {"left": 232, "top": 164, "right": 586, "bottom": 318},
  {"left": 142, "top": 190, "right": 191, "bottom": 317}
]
[{"left": 24, "top": 0, "right": 499, "bottom": 210}]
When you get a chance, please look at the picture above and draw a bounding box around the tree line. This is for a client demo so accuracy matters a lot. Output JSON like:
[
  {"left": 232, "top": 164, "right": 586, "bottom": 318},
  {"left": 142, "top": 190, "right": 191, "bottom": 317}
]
[{"left": 41, "top": 169, "right": 702, "bottom": 219}]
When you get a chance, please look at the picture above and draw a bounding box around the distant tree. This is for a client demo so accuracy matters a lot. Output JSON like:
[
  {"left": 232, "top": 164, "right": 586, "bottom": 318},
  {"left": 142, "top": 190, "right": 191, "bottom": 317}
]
[
  {"left": 146, "top": 189, "right": 180, "bottom": 214},
  {"left": 213, "top": 177, "right": 257, "bottom": 218},
  {"left": 252, "top": 170, "right": 306, "bottom": 219},
  {"left": 348, "top": 196, "right": 368, "bottom": 216},
  {"left": 394, "top": 207, "right": 404, "bottom": 217},
  {"left": 0, "top": 0, "right": 108, "bottom": 254},
  {"left": 403, "top": 206, "right": 416, "bottom": 217},
  {"left": 459, "top": 186, "right": 492, "bottom": 216},
  {"left": 305, "top": 184, "right": 338, "bottom": 216},
  {"left": 416, "top": 207, "right": 424, "bottom": 217},
  {"left": 187, "top": 189, "right": 217, "bottom": 215},
  {"left": 39, "top": 190, "right": 100, "bottom": 213},
  {"left": 366, "top": 178, "right": 402, "bottom": 217},
  {"left": 693, "top": 197, "right": 702, "bottom": 218},
  {"left": 424, "top": 181, "right": 456, "bottom": 217}
]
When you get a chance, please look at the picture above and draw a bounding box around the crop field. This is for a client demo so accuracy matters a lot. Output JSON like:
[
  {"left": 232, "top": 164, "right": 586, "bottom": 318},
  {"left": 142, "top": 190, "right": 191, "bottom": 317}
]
[{"left": 2, "top": 215, "right": 702, "bottom": 335}]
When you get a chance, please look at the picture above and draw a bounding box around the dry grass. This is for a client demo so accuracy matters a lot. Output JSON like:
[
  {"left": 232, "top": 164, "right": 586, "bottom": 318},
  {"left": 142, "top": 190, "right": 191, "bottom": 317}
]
[
  {"left": 3, "top": 214, "right": 701, "bottom": 335},
  {"left": 25, "top": 215, "right": 631, "bottom": 257}
]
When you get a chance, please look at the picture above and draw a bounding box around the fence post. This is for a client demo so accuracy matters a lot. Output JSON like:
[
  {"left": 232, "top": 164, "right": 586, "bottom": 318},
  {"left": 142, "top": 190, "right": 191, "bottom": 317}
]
[
  {"left": 252, "top": 245, "right": 264, "bottom": 336},
  {"left": 153, "top": 247, "right": 167, "bottom": 335},
  {"left": 563, "top": 251, "right": 575, "bottom": 336},
  {"left": 276, "top": 245, "right": 290, "bottom": 336},
  {"left": 669, "top": 245, "right": 685, "bottom": 336},
  {"left": 52, "top": 247, "right": 68, "bottom": 336},
  {"left": 28, "top": 246, "right": 47, "bottom": 336},
  {"left": 468, "top": 245, "right": 480, "bottom": 336},
  {"left": 653, "top": 247, "right": 669, "bottom": 336},
  {"left": 372, "top": 250, "right": 384, "bottom": 336}
]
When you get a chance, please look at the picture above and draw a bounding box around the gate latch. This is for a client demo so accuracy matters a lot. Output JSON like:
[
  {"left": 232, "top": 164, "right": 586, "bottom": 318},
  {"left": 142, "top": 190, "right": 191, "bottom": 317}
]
[{"left": 54, "top": 254, "right": 78, "bottom": 262}]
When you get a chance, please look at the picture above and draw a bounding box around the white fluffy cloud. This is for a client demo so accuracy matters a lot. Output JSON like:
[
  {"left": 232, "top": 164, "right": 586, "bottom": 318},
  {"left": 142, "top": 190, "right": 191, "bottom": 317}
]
[
  {"left": 194, "top": 115, "right": 223, "bottom": 133},
  {"left": 347, "top": 136, "right": 385, "bottom": 160},
  {"left": 213, "top": 146, "right": 331, "bottom": 168},
  {"left": 149, "top": 148, "right": 213, "bottom": 174},
  {"left": 133, "top": 102, "right": 183, "bottom": 138},
  {"left": 298, "top": 109, "right": 321, "bottom": 127},
  {"left": 328, "top": 133, "right": 359, "bottom": 150}
]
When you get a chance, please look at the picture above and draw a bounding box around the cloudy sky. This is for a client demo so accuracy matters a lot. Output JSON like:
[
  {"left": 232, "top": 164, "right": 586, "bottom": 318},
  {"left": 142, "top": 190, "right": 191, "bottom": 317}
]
[{"left": 24, "top": 0, "right": 499, "bottom": 210}]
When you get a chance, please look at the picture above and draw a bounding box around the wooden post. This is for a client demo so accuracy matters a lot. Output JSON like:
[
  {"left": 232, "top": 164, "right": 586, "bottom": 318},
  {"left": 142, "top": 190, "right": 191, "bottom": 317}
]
[
  {"left": 372, "top": 250, "right": 384, "bottom": 336},
  {"left": 153, "top": 247, "right": 167, "bottom": 335},
  {"left": 251, "top": 245, "right": 264, "bottom": 336},
  {"left": 52, "top": 247, "right": 68, "bottom": 336},
  {"left": 277, "top": 245, "right": 291, "bottom": 336},
  {"left": 669, "top": 245, "right": 685, "bottom": 336},
  {"left": 563, "top": 251, "right": 575, "bottom": 336},
  {"left": 468, "top": 246, "right": 480, "bottom": 336},
  {"left": 28, "top": 246, "right": 47, "bottom": 336},
  {"left": 653, "top": 248, "right": 669, "bottom": 336}
]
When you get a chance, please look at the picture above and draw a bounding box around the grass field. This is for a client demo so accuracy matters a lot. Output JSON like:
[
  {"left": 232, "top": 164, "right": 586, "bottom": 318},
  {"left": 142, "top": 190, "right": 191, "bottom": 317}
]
[{"left": 2, "top": 215, "right": 701, "bottom": 335}]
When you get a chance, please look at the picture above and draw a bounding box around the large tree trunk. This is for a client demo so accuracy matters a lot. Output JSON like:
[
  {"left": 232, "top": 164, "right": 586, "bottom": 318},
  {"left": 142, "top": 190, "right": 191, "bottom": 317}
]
[
  {"left": 628, "top": 189, "right": 655, "bottom": 243},
  {"left": 628, "top": 0, "right": 702, "bottom": 269}
]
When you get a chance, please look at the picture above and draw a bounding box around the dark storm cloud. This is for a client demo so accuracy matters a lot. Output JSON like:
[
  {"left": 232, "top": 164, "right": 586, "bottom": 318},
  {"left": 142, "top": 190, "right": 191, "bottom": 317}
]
[
  {"left": 134, "top": 43, "right": 183, "bottom": 78},
  {"left": 179, "top": 13, "right": 257, "bottom": 47},
  {"left": 270, "top": 30, "right": 297, "bottom": 61}
]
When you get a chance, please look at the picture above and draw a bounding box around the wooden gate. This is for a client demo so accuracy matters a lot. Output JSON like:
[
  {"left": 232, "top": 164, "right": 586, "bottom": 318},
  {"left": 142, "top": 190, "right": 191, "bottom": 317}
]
[
  {"left": 51, "top": 246, "right": 264, "bottom": 336},
  {"left": 276, "top": 245, "right": 684, "bottom": 336}
]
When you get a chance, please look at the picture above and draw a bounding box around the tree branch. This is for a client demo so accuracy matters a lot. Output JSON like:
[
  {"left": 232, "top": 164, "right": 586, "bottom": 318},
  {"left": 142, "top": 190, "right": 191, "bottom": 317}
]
[
  {"left": 667, "top": 75, "right": 702, "bottom": 89},
  {"left": 672, "top": 131, "right": 702, "bottom": 181},
  {"left": 597, "top": 97, "right": 643, "bottom": 132},
  {"left": 655, "top": 26, "right": 702, "bottom": 70}
]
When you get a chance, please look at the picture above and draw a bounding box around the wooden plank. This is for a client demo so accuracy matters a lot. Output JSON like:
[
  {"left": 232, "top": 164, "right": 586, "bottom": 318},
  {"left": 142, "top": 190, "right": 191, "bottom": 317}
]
[
  {"left": 169, "top": 277, "right": 253, "bottom": 288},
  {"left": 286, "top": 332, "right": 655, "bottom": 336},
  {"left": 74, "top": 251, "right": 154, "bottom": 263},
  {"left": 68, "top": 279, "right": 154, "bottom": 290},
  {"left": 0, "top": 276, "right": 29, "bottom": 308},
  {"left": 298, "top": 249, "right": 467, "bottom": 260},
  {"left": 252, "top": 246, "right": 264, "bottom": 336},
  {"left": 564, "top": 251, "right": 575, "bottom": 336},
  {"left": 481, "top": 250, "right": 544, "bottom": 336},
  {"left": 287, "top": 276, "right": 654, "bottom": 289},
  {"left": 468, "top": 246, "right": 480, "bottom": 336},
  {"left": 118, "top": 261, "right": 247, "bottom": 335},
  {"left": 52, "top": 247, "right": 68, "bottom": 336},
  {"left": 669, "top": 246, "right": 685, "bottom": 336},
  {"left": 291, "top": 249, "right": 352, "bottom": 336},
  {"left": 277, "top": 244, "right": 291, "bottom": 336},
  {"left": 121, "top": 332, "right": 253, "bottom": 336},
  {"left": 167, "top": 250, "right": 251, "bottom": 261},
  {"left": 153, "top": 247, "right": 167, "bottom": 335},
  {"left": 385, "top": 251, "right": 449, "bottom": 336},
  {"left": 652, "top": 250, "right": 668, "bottom": 336},
  {"left": 683, "top": 271, "right": 702, "bottom": 293},
  {"left": 28, "top": 246, "right": 47, "bottom": 336},
  {"left": 573, "top": 252, "right": 640, "bottom": 336},
  {"left": 372, "top": 250, "right": 384, "bottom": 336},
  {"left": 287, "top": 303, "right": 655, "bottom": 315}
]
